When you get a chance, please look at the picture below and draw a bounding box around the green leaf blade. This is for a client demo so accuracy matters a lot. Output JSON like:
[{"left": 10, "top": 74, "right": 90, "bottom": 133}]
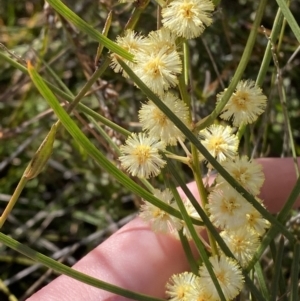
[{"left": 46, "top": 0, "right": 134, "bottom": 61}]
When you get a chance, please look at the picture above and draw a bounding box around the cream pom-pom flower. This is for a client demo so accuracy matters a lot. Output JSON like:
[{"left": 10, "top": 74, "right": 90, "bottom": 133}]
[
  {"left": 217, "top": 80, "right": 267, "bottom": 126},
  {"left": 119, "top": 133, "right": 166, "bottom": 178},
  {"left": 207, "top": 185, "right": 253, "bottom": 230},
  {"left": 198, "top": 255, "right": 244, "bottom": 300},
  {"left": 220, "top": 228, "right": 260, "bottom": 267},
  {"left": 162, "top": 0, "right": 214, "bottom": 39},
  {"left": 199, "top": 124, "right": 239, "bottom": 163},
  {"left": 139, "top": 93, "right": 190, "bottom": 145},
  {"left": 166, "top": 272, "right": 197, "bottom": 301},
  {"left": 216, "top": 156, "right": 265, "bottom": 196},
  {"left": 133, "top": 46, "right": 182, "bottom": 95}
]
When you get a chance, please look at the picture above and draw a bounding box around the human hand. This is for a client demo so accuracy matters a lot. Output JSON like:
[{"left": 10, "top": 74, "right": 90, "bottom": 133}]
[{"left": 26, "top": 157, "right": 300, "bottom": 301}]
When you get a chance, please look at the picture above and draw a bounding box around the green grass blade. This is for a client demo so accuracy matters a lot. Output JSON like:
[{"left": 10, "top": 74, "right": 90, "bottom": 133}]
[
  {"left": 256, "top": 5, "right": 284, "bottom": 86},
  {"left": 46, "top": 0, "right": 133, "bottom": 61},
  {"left": 178, "top": 229, "right": 199, "bottom": 275},
  {"left": 254, "top": 261, "right": 270, "bottom": 300},
  {"left": 270, "top": 236, "right": 285, "bottom": 301},
  {"left": 0, "top": 232, "right": 164, "bottom": 301},
  {"left": 276, "top": 0, "right": 300, "bottom": 43},
  {"left": 290, "top": 242, "right": 300, "bottom": 301}
]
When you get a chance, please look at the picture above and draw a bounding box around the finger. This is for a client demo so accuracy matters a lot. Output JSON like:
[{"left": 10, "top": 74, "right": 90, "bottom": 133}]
[
  {"left": 26, "top": 183, "right": 200, "bottom": 301},
  {"left": 257, "top": 157, "right": 300, "bottom": 213}
]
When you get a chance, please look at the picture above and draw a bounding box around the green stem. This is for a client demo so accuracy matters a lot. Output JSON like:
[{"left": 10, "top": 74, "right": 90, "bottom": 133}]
[
  {"left": 0, "top": 176, "right": 28, "bottom": 228},
  {"left": 0, "top": 123, "right": 58, "bottom": 227},
  {"left": 246, "top": 5, "right": 285, "bottom": 153},
  {"left": 125, "top": 0, "right": 150, "bottom": 30},
  {"left": 66, "top": 57, "right": 110, "bottom": 114},
  {"left": 177, "top": 38, "right": 217, "bottom": 252},
  {"left": 165, "top": 153, "right": 190, "bottom": 165},
  {"left": 276, "top": 1, "right": 289, "bottom": 52},
  {"left": 264, "top": 22, "right": 300, "bottom": 176},
  {"left": 277, "top": 78, "right": 299, "bottom": 177},
  {"left": 191, "top": 145, "right": 218, "bottom": 255},
  {"left": 157, "top": 4, "right": 162, "bottom": 28},
  {"left": 178, "top": 40, "right": 191, "bottom": 110},
  {"left": 78, "top": 104, "right": 131, "bottom": 137},
  {"left": 0, "top": 279, "right": 18, "bottom": 301},
  {"left": 0, "top": 255, "right": 35, "bottom": 266},
  {"left": 256, "top": 6, "right": 285, "bottom": 87},
  {"left": 178, "top": 230, "right": 199, "bottom": 275},
  {"left": 87, "top": 115, "right": 122, "bottom": 156},
  {"left": 276, "top": 0, "right": 300, "bottom": 44},
  {"left": 139, "top": 178, "right": 156, "bottom": 193},
  {"left": 95, "top": 11, "right": 112, "bottom": 65},
  {"left": 290, "top": 243, "right": 300, "bottom": 301}
]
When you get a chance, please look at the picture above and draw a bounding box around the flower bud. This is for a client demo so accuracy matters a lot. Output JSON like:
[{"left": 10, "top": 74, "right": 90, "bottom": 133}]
[{"left": 24, "top": 124, "right": 57, "bottom": 179}]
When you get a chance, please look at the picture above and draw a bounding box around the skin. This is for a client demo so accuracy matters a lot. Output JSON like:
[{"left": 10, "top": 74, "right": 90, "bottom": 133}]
[{"left": 26, "top": 158, "right": 300, "bottom": 301}]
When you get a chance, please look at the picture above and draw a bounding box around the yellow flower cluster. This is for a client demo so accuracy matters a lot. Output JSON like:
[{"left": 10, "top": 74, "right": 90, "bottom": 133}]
[{"left": 113, "top": 4, "right": 269, "bottom": 299}]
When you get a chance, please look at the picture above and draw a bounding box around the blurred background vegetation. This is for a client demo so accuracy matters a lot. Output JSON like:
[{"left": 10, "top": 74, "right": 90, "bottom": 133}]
[{"left": 0, "top": 0, "right": 300, "bottom": 300}]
